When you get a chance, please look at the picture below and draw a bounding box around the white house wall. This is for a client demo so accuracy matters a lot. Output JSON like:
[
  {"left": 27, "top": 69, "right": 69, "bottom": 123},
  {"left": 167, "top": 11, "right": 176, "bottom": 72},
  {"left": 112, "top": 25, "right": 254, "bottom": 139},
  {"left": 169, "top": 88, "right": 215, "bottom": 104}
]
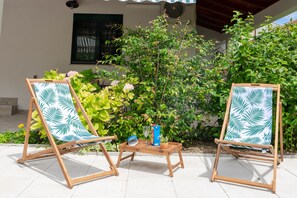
[
  {"left": 125, "top": 3, "right": 161, "bottom": 28},
  {"left": 0, "top": 0, "right": 3, "bottom": 39},
  {"left": 0, "top": 0, "right": 195, "bottom": 110}
]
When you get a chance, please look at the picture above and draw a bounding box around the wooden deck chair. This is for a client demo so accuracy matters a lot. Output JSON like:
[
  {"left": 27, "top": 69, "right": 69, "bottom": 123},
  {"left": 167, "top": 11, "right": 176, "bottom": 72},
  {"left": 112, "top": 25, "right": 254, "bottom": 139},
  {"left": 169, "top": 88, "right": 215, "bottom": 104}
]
[
  {"left": 17, "top": 79, "right": 119, "bottom": 188},
  {"left": 211, "top": 83, "right": 283, "bottom": 193}
]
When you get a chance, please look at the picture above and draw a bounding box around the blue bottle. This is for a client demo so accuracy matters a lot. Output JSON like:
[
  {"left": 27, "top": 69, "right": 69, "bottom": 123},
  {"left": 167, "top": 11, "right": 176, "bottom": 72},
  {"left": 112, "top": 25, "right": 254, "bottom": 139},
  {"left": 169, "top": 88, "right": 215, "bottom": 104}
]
[{"left": 153, "top": 125, "right": 161, "bottom": 146}]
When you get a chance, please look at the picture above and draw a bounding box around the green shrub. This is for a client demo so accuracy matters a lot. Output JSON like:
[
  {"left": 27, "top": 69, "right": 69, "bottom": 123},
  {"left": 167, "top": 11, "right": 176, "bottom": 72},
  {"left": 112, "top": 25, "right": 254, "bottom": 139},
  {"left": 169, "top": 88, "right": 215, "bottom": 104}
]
[
  {"left": 201, "top": 11, "right": 297, "bottom": 150},
  {"left": 0, "top": 131, "right": 24, "bottom": 144},
  {"left": 102, "top": 15, "right": 215, "bottom": 144},
  {"left": 0, "top": 124, "right": 47, "bottom": 144}
]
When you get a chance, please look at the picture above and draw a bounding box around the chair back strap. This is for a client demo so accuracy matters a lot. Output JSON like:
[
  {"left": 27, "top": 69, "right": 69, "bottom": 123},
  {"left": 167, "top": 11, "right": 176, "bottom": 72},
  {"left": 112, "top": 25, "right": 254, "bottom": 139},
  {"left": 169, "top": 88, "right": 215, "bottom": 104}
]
[
  {"left": 33, "top": 82, "right": 98, "bottom": 142},
  {"left": 224, "top": 86, "right": 273, "bottom": 145}
]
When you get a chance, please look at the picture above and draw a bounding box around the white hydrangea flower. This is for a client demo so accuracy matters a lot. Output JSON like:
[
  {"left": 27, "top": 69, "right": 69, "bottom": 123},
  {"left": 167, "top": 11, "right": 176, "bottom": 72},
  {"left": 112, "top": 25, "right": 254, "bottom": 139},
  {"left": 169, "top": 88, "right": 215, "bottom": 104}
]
[
  {"left": 111, "top": 80, "right": 120, "bottom": 86},
  {"left": 123, "top": 83, "right": 134, "bottom": 91},
  {"left": 64, "top": 77, "right": 70, "bottom": 82},
  {"left": 67, "top": 71, "right": 78, "bottom": 77}
]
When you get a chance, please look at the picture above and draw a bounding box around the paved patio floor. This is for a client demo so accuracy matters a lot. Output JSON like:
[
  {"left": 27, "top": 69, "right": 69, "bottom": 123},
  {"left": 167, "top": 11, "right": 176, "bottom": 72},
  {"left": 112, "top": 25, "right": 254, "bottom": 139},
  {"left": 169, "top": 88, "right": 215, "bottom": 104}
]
[
  {"left": 0, "top": 111, "right": 28, "bottom": 133},
  {"left": 0, "top": 144, "right": 297, "bottom": 198}
]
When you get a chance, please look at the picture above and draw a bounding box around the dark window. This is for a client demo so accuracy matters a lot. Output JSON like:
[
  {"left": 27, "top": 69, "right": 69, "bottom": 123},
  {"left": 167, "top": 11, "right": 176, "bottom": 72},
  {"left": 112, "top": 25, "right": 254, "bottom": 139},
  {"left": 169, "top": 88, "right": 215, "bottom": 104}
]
[{"left": 71, "top": 14, "right": 123, "bottom": 64}]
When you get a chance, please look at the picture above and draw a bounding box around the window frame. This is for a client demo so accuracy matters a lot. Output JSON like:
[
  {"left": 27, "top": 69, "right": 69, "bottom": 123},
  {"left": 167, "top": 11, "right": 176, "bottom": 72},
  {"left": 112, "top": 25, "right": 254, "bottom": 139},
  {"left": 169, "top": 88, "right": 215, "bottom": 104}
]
[{"left": 70, "top": 13, "right": 123, "bottom": 64}]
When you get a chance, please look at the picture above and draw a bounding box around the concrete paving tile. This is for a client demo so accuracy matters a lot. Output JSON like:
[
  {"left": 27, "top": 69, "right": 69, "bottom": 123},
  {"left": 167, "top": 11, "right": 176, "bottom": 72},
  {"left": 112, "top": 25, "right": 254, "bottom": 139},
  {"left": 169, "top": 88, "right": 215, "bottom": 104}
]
[
  {"left": 0, "top": 144, "right": 10, "bottom": 151},
  {"left": 125, "top": 179, "right": 176, "bottom": 198},
  {"left": 173, "top": 156, "right": 212, "bottom": 182},
  {"left": 198, "top": 155, "right": 255, "bottom": 181},
  {"left": 279, "top": 156, "right": 297, "bottom": 177},
  {"left": 219, "top": 182, "right": 279, "bottom": 198},
  {"left": 0, "top": 145, "right": 50, "bottom": 166},
  {"left": 0, "top": 145, "right": 23, "bottom": 156},
  {"left": 17, "top": 175, "right": 77, "bottom": 198},
  {"left": 208, "top": 156, "right": 297, "bottom": 197},
  {"left": 89, "top": 156, "right": 129, "bottom": 181},
  {"left": 0, "top": 156, "right": 17, "bottom": 168},
  {"left": 197, "top": 154, "right": 216, "bottom": 172},
  {"left": 180, "top": 155, "right": 210, "bottom": 168},
  {"left": 202, "top": 155, "right": 278, "bottom": 195},
  {"left": 236, "top": 160, "right": 274, "bottom": 182},
  {"left": 41, "top": 158, "right": 96, "bottom": 182},
  {"left": 0, "top": 145, "right": 31, "bottom": 168},
  {"left": 215, "top": 158, "right": 259, "bottom": 181},
  {"left": 13, "top": 155, "right": 96, "bottom": 188},
  {"left": 125, "top": 159, "right": 174, "bottom": 181},
  {"left": 0, "top": 160, "right": 55, "bottom": 178},
  {"left": 0, "top": 176, "right": 36, "bottom": 198},
  {"left": 174, "top": 179, "right": 228, "bottom": 198},
  {"left": 273, "top": 168, "right": 297, "bottom": 197},
  {"left": 73, "top": 180, "right": 126, "bottom": 198},
  {"left": 123, "top": 155, "right": 185, "bottom": 179},
  {"left": 0, "top": 144, "right": 28, "bottom": 153}
]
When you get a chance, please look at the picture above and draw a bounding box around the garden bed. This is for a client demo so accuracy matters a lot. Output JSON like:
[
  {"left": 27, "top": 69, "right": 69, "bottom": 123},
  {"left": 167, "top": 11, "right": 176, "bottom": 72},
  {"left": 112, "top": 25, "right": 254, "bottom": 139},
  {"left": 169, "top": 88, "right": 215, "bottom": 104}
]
[{"left": 183, "top": 140, "right": 217, "bottom": 154}]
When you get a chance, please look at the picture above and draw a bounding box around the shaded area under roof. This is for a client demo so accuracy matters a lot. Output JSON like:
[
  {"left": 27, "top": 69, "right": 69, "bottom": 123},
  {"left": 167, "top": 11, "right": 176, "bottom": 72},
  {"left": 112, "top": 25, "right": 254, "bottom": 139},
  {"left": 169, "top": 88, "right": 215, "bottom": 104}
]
[{"left": 196, "top": 0, "right": 279, "bottom": 32}]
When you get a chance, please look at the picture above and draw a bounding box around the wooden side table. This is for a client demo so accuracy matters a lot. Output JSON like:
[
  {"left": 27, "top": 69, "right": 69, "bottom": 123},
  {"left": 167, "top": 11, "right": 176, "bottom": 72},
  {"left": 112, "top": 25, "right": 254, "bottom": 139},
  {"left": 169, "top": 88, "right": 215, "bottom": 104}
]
[{"left": 116, "top": 139, "right": 184, "bottom": 177}]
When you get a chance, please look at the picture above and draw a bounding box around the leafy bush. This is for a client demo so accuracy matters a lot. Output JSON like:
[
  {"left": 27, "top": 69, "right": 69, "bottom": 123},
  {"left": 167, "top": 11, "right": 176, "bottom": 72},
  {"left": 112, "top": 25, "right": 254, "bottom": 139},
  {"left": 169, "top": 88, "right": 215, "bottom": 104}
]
[
  {"left": 201, "top": 11, "right": 297, "bottom": 150},
  {"left": 0, "top": 124, "right": 47, "bottom": 144},
  {"left": 103, "top": 15, "right": 215, "bottom": 144},
  {"left": 0, "top": 130, "right": 24, "bottom": 144}
]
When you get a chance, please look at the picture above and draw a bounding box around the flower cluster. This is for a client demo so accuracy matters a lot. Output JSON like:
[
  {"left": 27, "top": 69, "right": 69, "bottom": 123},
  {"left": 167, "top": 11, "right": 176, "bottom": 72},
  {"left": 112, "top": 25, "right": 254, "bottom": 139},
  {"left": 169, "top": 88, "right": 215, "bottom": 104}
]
[
  {"left": 18, "top": 123, "right": 24, "bottom": 129},
  {"left": 111, "top": 80, "right": 120, "bottom": 86},
  {"left": 64, "top": 71, "right": 79, "bottom": 82},
  {"left": 18, "top": 123, "right": 26, "bottom": 136},
  {"left": 67, "top": 71, "right": 79, "bottom": 77},
  {"left": 123, "top": 83, "right": 134, "bottom": 92}
]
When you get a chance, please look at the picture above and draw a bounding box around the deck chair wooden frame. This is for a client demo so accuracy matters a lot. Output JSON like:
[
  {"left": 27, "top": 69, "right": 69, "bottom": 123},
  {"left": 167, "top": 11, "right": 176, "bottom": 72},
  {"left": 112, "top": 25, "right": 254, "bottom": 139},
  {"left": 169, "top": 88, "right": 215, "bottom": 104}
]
[
  {"left": 211, "top": 83, "right": 283, "bottom": 193},
  {"left": 17, "top": 79, "right": 119, "bottom": 188}
]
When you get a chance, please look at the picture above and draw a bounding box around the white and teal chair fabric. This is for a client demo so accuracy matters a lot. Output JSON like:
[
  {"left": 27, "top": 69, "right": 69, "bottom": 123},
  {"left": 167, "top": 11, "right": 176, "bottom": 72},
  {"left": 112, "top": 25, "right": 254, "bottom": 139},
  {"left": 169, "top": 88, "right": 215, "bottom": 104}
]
[
  {"left": 17, "top": 79, "right": 118, "bottom": 189},
  {"left": 224, "top": 86, "right": 273, "bottom": 146},
  {"left": 211, "top": 83, "right": 283, "bottom": 193},
  {"left": 33, "top": 82, "right": 101, "bottom": 142}
]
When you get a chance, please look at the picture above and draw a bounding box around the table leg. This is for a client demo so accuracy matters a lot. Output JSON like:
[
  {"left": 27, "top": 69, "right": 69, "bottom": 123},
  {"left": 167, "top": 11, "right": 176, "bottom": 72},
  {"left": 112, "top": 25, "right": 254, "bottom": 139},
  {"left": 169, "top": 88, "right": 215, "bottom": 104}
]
[
  {"left": 116, "top": 149, "right": 123, "bottom": 168},
  {"left": 166, "top": 155, "right": 174, "bottom": 177},
  {"left": 131, "top": 152, "right": 135, "bottom": 161},
  {"left": 178, "top": 150, "right": 184, "bottom": 168}
]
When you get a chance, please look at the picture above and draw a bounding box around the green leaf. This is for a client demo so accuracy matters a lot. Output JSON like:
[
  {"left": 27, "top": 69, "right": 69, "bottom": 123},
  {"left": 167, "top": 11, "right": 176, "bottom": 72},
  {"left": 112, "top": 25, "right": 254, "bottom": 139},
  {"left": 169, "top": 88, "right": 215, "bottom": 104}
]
[
  {"left": 98, "top": 110, "right": 111, "bottom": 122},
  {"left": 128, "top": 93, "right": 134, "bottom": 100},
  {"left": 30, "top": 122, "right": 43, "bottom": 131}
]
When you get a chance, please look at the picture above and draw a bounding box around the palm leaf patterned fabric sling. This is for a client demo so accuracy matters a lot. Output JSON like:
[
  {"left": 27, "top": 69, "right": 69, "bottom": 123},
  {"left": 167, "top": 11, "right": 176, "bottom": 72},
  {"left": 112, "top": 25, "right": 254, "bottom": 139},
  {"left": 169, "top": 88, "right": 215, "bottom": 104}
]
[
  {"left": 33, "top": 82, "right": 99, "bottom": 142},
  {"left": 224, "top": 86, "right": 273, "bottom": 145}
]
